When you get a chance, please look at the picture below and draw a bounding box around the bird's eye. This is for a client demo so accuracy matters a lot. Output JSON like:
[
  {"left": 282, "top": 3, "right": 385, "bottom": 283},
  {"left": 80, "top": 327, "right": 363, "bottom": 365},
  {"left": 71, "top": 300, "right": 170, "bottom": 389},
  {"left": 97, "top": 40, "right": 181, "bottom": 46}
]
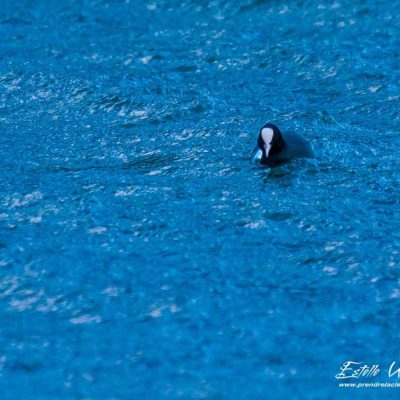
[{"left": 258, "top": 135, "right": 264, "bottom": 148}]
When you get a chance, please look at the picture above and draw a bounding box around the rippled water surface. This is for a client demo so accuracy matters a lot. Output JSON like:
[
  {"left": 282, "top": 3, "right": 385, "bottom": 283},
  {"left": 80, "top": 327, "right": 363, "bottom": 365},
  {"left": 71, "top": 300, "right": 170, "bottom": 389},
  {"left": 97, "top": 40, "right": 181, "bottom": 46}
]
[{"left": 1, "top": 0, "right": 400, "bottom": 399}]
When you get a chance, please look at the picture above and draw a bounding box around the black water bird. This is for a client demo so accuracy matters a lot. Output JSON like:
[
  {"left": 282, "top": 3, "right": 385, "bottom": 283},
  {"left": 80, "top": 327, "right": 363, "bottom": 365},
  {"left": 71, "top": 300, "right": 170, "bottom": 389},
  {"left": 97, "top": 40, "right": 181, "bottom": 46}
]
[{"left": 253, "top": 123, "right": 314, "bottom": 167}]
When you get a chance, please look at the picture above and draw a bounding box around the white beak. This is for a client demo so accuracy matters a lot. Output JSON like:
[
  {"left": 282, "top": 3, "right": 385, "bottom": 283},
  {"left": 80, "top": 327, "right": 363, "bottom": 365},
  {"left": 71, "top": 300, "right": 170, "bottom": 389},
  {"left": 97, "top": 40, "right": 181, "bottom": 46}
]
[
  {"left": 264, "top": 143, "right": 272, "bottom": 157},
  {"left": 261, "top": 127, "right": 273, "bottom": 157}
]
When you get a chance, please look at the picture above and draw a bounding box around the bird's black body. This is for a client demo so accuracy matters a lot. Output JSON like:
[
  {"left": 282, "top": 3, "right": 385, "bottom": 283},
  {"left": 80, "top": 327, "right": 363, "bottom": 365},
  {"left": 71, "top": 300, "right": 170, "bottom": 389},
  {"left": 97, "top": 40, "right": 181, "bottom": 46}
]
[{"left": 255, "top": 123, "right": 313, "bottom": 167}]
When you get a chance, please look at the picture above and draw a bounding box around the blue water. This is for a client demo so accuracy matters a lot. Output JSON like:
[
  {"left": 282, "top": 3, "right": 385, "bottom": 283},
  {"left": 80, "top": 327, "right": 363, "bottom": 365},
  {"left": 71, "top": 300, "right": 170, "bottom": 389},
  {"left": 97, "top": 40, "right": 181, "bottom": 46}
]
[{"left": 1, "top": 0, "right": 400, "bottom": 398}]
